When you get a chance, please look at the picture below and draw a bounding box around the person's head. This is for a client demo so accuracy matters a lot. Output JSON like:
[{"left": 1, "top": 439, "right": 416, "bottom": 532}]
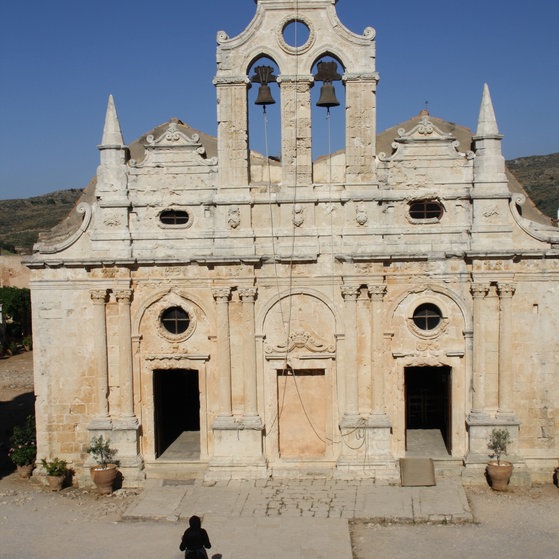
[{"left": 189, "top": 515, "right": 201, "bottom": 529}]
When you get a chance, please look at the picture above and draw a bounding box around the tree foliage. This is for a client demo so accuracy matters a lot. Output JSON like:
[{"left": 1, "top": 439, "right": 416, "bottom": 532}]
[{"left": 0, "top": 286, "right": 31, "bottom": 338}]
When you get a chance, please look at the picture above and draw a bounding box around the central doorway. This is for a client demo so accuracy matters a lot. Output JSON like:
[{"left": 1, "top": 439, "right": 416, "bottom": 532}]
[
  {"left": 153, "top": 369, "right": 200, "bottom": 458},
  {"left": 277, "top": 368, "right": 327, "bottom": 458},
  {"left": 405, "top": 366, "right": 451, "bottom": 454}
]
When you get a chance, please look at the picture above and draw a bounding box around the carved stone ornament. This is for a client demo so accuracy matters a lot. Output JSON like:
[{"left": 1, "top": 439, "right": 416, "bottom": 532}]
[
  {"left": 293, "top": 204, "right": 304, "bottom": 227},
  {"left": 228, "top": 206, "right": 241, "bottom": 229},
  {"left": 355, "top": 203, "right": 368, "bottom": 226},
  {"left": 265, "top": 329, "right": 335, "bottom": 354}
]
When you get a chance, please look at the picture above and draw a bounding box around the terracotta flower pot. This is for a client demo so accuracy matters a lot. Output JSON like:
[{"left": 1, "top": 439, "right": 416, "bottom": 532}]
[
  {"left": 16, "top": 464, "right": 34, "bottom": 479},
  {"left": 486, "top": 461, "right": 513, "bottom": 491},
  {"left": 90, "top": 464, "right": 117, "bottom": 495},
  {"left": 46, "top": 475, "right": 65, "bottom": 491}
]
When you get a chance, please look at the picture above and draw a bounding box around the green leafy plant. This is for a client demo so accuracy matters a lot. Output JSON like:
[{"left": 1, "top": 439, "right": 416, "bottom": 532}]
[
  {"left": 487, "top": 428, "right": 511, "bottom": 465},
  {"left": 87, "top": 435, "right": 117, "bottom": 469},
  {"left": 8, "top": 415, "right": 36, "bottom": 466},
  {"left": 41, "top": 457, "right": 68, "bottom": 476}
]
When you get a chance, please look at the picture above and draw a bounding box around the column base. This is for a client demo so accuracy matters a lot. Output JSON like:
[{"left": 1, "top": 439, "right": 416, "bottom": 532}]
[
  {"left": 207, "top": 426, "right": 267, "bottom": 480},
  {"left": 467, "top": 412, "right": 520, "bottom": 457},
  {"left": 87, "top": 417, "right": 113, "bottom": 431},
  {"left": 336, "top": 414, "right": 395, "bottom": 480}
]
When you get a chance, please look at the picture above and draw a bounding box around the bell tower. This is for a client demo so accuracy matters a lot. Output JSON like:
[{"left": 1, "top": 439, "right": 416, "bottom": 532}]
[{"left": 214, "top": 0, "right": 379, "bottom": 188}]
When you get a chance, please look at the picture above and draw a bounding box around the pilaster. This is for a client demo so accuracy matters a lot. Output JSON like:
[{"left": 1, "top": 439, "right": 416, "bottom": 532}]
[
  {"left": 344, "top": 75, "right": 379, "bottom": 184},
  {"left": 279, "top": 76, "right": 313, "bottom": 187}
]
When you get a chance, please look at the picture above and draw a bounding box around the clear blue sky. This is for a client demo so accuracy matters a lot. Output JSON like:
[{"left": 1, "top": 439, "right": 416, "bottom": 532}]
[{"left": 0, "top": 0, "right": 557, "bottom": 200}]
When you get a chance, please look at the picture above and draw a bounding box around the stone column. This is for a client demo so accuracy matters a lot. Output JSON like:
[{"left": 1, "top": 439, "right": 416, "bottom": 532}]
[
  {"left": 239, "top": 287, "right": 262, "bottom": 428},
  {"left": 279, "top": 76, "right": 312, "bottom": 187},
  {"left": 471, "top": 283, "right": 489, "bottom": 414},
  {"left": 368, "top": 284, "right": 387, "bottom": 415},
  {"left": 115, "top": 289, "right": 136, "bottom": 421},
  {"left": 497, "top": 283, "right": 516, "bottom": 414},
  {"left": 89, "top": 289, "right": 110, "bottom": 426},
  {"left": 341, "top": 285, "right": 360, "bottom": 424},
  {"left": 212, "top": 287, "right": 235, "bottom": 427}
]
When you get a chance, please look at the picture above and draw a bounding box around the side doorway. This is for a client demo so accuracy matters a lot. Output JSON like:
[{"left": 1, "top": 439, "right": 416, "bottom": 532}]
[{"left": 153, "top": 369, "right": 200, "bottom": 458}]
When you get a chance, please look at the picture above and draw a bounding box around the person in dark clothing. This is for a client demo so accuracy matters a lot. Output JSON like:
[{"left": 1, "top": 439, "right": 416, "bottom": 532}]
[{"left": 179, "top": 515, "right": 212, "bottom": 559}]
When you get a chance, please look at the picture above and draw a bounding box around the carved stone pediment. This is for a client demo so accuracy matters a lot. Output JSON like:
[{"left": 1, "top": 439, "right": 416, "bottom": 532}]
[
  {"left": 378, "top": 116, "right": 474, "bottom": 162},
  {"left": 130, "top": 121, "right": 217, "bottom": 168},
  {"left": 265, "top": 329, "right": 335, "bottom": 354}
]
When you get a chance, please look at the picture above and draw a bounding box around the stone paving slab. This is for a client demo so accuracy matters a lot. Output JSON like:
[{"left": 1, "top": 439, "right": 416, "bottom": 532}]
[{"left": 124, "top": 478, "right": 473, "bottom": 524}]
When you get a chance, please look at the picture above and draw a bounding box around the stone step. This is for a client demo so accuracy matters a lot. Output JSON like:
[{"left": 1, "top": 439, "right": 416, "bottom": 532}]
[
  {"left": 144, "top": 460, "right": 208, "bottom": 480},
  {"left": 432, "top": 457, "right": 464, "bottom": 477}
]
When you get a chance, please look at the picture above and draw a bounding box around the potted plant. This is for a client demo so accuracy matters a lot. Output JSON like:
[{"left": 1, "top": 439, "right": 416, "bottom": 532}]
[
  {"left": 8, "top": 415, "right": 36, "bottom": 478},
  {"left": 87, "top": 435, "right": 118, "bottom": 494},
  {"left": 486, "top": 427, "right": 513, "bottom": 491},
  {"left": 41, "top": 457, "right": 68, "bottom": 491}
]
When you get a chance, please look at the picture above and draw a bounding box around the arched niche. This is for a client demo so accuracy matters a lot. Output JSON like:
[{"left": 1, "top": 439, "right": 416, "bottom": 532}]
[
  {"left": 247, "top": 55, "right": 282, "bottom": 184},
  {"left": 310, "top": 53, "right": 346, "bottom": 180}
]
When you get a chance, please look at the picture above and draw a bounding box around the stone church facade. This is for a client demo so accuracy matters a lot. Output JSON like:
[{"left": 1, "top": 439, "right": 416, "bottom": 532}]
[{"left": 26, "top": 0, "right": 559, "bottom": 487}]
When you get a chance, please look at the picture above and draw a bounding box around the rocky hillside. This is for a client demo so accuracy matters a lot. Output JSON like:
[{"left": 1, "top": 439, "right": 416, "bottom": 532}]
[
  {"left": 0, "top": 153, "right": 557, "bottom": 253},
  {"left": 0, "top": 189, "right": 83, "bottom": 254},
  {"left": 507, "top": 153, "right": 559, "bottom": 219}
]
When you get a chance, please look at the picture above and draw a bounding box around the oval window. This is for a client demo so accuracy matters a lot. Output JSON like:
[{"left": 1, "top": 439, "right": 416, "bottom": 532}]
[
  {"left": 412, "top": 303, "right": 442, "bottom": 331},
  {"left": 409, "top": 201, "right": 443, "bottom": 220},
  {"left": 161, "top": 307, "right": 190, "bottom": 335},
  {"left": 160, "top": 210, "right": 189, "bottom": 225}
]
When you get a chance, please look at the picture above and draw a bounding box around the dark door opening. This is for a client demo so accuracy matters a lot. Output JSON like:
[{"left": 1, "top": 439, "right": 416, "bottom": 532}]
[
  {"left": 405, "top": 366, "right": 451, "bottom": 453},
  {"left": 153, "top": 369, "right": 199, "bottom": 458}
]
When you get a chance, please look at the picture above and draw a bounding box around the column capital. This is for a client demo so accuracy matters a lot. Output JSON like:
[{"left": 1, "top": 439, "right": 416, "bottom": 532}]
[
  {"left": 115, "top": 288, "right": 133, "bottom": 303},
  {"left": 368, "top": 284, "right": 387, "bottom": 301},
  {"left": 471, "top": 283, "right": 490, "bottom": 298},
  {"left": 497, "top": 283, "right": 516, "bottom": 298},
  {"left": 238, "top": 286, "right": 257, "bottom": 302},
  {"left": 90, "top": 289, "right": 108, "bottom": 304},
  {"left": 341, "top": 285, "right": 360, "bottom": 301},
  {"left": 212, "top": 287, "right": 232, "bottom": 301}
]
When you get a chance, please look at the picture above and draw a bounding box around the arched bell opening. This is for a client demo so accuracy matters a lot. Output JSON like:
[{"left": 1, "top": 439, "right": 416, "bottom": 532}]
[
  {"left": 310, "top": 54, "right": 346, "bottom": 184},
  {"left": 247, "top": 56, "right": 281, "bottom": 185}
]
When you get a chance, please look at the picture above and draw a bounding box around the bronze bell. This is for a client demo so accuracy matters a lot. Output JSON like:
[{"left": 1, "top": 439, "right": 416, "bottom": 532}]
[
  {"left": 316, "top": 82, "right": 340, "bottom": 109},
  {"left": 255, "top": 83, "right": 276, "bottom": 106}
]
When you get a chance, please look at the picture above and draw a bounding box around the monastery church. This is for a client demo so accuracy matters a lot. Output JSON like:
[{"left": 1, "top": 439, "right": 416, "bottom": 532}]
[{"left": 26, "top": 0, "right": 559, "bottom": 487}]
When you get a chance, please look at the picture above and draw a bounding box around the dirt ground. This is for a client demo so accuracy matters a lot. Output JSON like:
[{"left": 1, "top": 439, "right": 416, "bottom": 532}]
[{"left": 1, "top": 352, "right": 559, "bottom": 559}]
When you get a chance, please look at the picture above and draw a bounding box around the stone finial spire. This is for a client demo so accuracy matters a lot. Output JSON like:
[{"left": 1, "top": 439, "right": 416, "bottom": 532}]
[
  {"left": 476, "top": 83, "right": 501, "bottom": 138},
  {"left": 473, "top": 83, "right": 506, "bottom": 186},
  {"left": 100, "top": 94, "right": 124, "bottom": 147}
]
